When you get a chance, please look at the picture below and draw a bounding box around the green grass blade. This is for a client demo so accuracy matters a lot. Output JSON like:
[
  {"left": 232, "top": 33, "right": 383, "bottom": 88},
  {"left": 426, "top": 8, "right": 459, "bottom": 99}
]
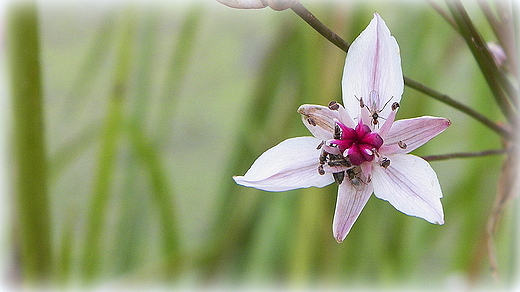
[
  {"left": 80, "top": 8, "right": 136, "bottom": 281},
  {"left": 7, "top": 2, "right": 52, "bottom": 284}
]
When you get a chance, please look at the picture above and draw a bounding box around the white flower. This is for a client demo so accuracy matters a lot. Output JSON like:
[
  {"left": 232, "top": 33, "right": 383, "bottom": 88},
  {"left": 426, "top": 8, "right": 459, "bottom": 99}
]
[
  {"left": 216, "top": 0, "right": 299, "bottom": 11},
  {"left": 233, "top": 13, "right": 451, "bottom": 243}
]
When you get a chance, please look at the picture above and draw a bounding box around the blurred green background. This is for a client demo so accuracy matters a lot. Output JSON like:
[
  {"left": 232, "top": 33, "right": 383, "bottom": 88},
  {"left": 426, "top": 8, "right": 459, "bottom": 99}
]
[{"left": 4, "top": 0, "right": 517, "bottom": 289}]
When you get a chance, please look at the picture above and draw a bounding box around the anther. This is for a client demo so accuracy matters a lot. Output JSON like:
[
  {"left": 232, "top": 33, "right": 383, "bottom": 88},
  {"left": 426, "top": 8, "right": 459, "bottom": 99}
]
[
  {"left": 380, "top": 157, "right": 390, "bottom": 169},
  {"left": 391, "top": 102, "right": 400, "bottom": 111},
  {"left": 317, "top": 165, "right": 325, "bottom": 175},
  {"left": 398, "top": 140, "right": 407, "bottom": 149},
  {"left": 334, "top": 124, "right": 342, "bottom": 139},
  {"left": 355, "top": 95, "right": 365, "bottom": 108},
  {"left": 327, "top": 154, "right": 352, "bottom": 168},
  {"left": 328, "top": 101, "right": 340, "bottom": 110},
  {"left": 319, "top": 150, "right": 328, "bottom": 165},
  {"left": 306, "top": 117, "right": 316, "bottom": 126}
]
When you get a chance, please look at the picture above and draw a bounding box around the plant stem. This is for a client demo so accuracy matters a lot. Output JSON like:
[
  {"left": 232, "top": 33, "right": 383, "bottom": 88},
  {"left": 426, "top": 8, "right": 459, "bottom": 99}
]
[
  {"left": 290, "top": 3, "right": 350, "bottom": 53},
  {"left": 289, "top": 2, "right": 512, "bottom": 139},
  {"left": 403, "top": 77, "right": 512, "bottom": 138},
  {"left": 422, "top": 148, "right": 508, "bottom": 161},
  {"left": 81, "top": 8, "right": 134, "bottom": 280},
  {"left": 7, "top": 2, "right": 52, "bottom": 283},
  {"left": 446, "top": 0, "right": 517, "bottom": 122}
]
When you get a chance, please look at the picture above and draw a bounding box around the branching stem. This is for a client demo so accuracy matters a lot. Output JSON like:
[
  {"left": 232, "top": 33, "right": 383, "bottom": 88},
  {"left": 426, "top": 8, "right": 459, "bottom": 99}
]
[
  {"left": 290, "top": 2, "right": 513, "bottom": 139},
  {"left": 422, "top": 148, "right": 508, "bottom": 161}
]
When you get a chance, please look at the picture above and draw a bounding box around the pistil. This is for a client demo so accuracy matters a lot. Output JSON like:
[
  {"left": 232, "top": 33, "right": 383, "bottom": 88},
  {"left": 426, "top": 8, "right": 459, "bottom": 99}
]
[{"left": 328, "top": 120, "right": 383, "bottom": 165}]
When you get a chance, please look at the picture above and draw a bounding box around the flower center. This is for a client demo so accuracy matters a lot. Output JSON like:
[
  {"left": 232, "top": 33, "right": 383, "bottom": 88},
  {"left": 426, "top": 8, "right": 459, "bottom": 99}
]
[{"left": 329, "top": 120, "right": 383, "bottom": 165}]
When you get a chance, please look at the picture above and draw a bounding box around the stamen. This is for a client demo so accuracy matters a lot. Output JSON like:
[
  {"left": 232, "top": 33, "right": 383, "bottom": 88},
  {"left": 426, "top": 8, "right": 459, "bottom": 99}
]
[
  {"left": 327, "top": 154, "right": 352, "bottom": 168},
  {"left": 355, "top": 95, "right": 365, "bottom": 108},
  {"left": 380, "top": 157, "right": 390, "bottom": 169},
  {"left": 391, "top": 102, "right": 400, "bottom": 111},
  {"left": 328, "top": 101, "right": 340, "bottom": 110},
  {"left": 316, "top": 141, "right": 325, "bottom": 150},
  {"left": 319, "top": 150, "right": 328, "bottom": 165},
  {"left": 317, "top": 165, "right": 325, "bottom": 175},
  {"left": 306, "top": 117, "right": 317, "bottom": 126},
  {"left": 334, "top": 124, "right": 342, "bottom": 139}
]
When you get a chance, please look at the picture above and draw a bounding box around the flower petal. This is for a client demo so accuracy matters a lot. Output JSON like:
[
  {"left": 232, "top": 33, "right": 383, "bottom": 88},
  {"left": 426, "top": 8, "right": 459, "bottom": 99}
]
[
  {"left": 233, "top": 136, "right": 334, "bottom": 191},
  {"left": 298, "top": 104, "right": 354, "bottom": 140},
  {"left": 333, "top": 180, "right": 373, "bottom": 243},
  {"left": 381, "top": 116, "right": 451, "bottom": 154},
  {"left": 342, "top": 13, "right": 403, "bottom": 121},
  {"left": 371, "top": 154, "right": 444, "bottom": 224},
  {"left": 216, "top": 0, "right": 267, "bottom": 9}
]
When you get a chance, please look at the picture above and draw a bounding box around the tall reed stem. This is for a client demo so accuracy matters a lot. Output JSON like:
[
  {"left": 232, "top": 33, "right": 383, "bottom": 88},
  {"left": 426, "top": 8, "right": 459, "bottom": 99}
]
[{"left": 7, "top": 2, "right": 52, "bottom": 284}]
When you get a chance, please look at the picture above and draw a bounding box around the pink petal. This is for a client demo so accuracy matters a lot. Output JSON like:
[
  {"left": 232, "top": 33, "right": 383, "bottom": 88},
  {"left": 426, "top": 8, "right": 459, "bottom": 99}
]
[
  {"left": 382, "top": 116, "right": 451, "bottom": 154},
  {"left": 371, "top": 154, "right": 444, "bottom": 224},
  {"left": 376, "top": 106, "right": 397, "bottom": 138},
  {"left": 233, "top": 136, "right": 334, "bottom": 191},
  {"left": 342, "top": 13, "right": 403, "bottom": 121},
  {"left": 333, "top": 180, "right": 373, "bottom": 243},
  {"left": 360, "top": 132, "right": 383, "bottom": 148},
  {"left": 347, "top": 144, "right": 365, "bottom": 165}
]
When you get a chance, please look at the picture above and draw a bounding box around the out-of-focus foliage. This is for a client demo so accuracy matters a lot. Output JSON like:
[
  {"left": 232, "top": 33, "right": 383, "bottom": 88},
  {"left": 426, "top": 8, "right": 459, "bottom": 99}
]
[{"left": 6, "top": 0, "right": 516, "bottom": 290}]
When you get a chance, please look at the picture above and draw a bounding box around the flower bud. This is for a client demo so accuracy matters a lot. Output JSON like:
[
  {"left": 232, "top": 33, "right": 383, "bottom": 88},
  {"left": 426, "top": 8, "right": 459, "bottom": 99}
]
[
  {"left": 216, "top": 0, "right": 299, "bottom": 10},
  {"left": 487, "top": 42, "right": 507, "bottom": 66},
  {"left": 267, "top": 0, "right": 299, "bottom": 11},
  {"left": 216, "top": 0, "right": 267, "bottom": 9}
]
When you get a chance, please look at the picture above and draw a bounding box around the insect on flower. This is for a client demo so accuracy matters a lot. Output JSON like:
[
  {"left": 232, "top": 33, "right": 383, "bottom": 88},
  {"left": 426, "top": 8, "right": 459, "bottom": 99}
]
[
  {"left": 346, "top": 166, "right": 365, "bottom": 190},
  {"left": 233, "top": 13, "right": 451, "bottom": 243},
  {"left": 357, "top": 90, "right": 394, "bottom": 127}
]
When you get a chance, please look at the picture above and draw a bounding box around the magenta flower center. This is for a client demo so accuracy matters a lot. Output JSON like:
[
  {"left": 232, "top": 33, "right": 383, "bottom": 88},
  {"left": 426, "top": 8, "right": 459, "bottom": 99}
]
[{"left": 329, "top": 120, "right": 383, "bottom": 165}]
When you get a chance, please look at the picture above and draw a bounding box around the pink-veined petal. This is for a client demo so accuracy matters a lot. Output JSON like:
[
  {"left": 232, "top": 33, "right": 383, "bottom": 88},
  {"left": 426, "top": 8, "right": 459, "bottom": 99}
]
[
  {"left": 233, "top": 136, "right": 334, "bottom": 192},
  {"left": 298, "top": 104, "right": 354, "bottom": 140},
  {"left": 342, "top": 13, "right": 403, "bottom": 121},
  {"left": 216, "top": 0, "right": 267, "bottom": 9},
  {"left": 333, "top": 181, "right": 373, "bottom": 243},
  {"left": 381, "top": 116, "right": 451, "bottom": 155},
  {"left": 376, "top": 105, "right": 397, "bottom": 137},
  {"left": 371, "top": 154, "right": 444, "bottom": 224}
]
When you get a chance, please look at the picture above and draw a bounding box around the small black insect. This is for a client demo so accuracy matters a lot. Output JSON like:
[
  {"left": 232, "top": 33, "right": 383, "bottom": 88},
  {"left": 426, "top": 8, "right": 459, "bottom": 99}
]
[
  {"left": 317, "top": 143, "right": 352, "bottom": 186},
  {"left": 333, "top": 171, "right": 345, "bottom": 185},
  {"left": 346, "top": 166, "right": 365, "bottom": 190}
]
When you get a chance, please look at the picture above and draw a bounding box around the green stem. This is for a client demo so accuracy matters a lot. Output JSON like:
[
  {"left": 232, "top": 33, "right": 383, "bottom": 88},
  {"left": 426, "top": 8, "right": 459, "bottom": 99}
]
[
  {"left": 7, "top": 2, "right": 52, "bottom": 283},
  {"left": 290, "top": 3, "right": 350, "bottom": 53},
  {"left": 403, "top": 77, "right": 512, "bottom": 138},
  {"left": 290, "top": 2, "right": 512, "bottom": 139},
  {"left": 422, "top": 148, "right": 508, "bottom": 161},
  {"left": 428, "top": 0, "right": 458, "bottom": 29},
  {"left": 446, "top": 0, "right": 517, "bottom": 121},
  {"left": 81, "top": 8, "right": 135, "bottom": 280}
]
